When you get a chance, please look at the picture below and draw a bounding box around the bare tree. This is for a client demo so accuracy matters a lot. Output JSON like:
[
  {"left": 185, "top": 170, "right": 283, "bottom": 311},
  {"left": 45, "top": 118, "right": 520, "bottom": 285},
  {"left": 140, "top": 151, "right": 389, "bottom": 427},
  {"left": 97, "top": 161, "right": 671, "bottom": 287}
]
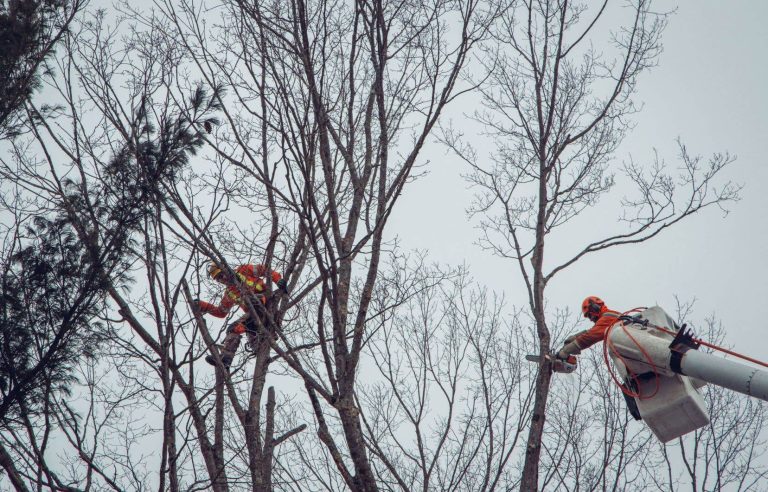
[
  {"left": 444, "top": 1, "right": 741, "bottom": 489},
  {"left": 4, "top": 0, "right": 756, "bottom": 489},
  {"left": 2, "top": 0, "right": 498, "bottom": 488},
  {"left": 358, "top": 260, "right": 538, "bottom": 491},
  {"left": 136, "top": 0, "right": 500, "bottom": 489},
  {"left": 535, "top": 349, "right": 656, "bottom": 491},
  {"left": 0, "top": 6, "right": 311, "bottom": 488}
]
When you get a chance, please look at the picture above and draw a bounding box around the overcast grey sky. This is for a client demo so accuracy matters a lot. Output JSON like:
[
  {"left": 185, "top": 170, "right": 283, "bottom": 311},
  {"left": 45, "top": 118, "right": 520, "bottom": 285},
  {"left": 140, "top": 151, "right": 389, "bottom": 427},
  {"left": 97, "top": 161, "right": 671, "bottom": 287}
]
[
  {"left": 2, "top": 1, "right": 765, "bottom": 489},
  {"left": 390, "top": 1, "right": 768, "bottom": 355}
]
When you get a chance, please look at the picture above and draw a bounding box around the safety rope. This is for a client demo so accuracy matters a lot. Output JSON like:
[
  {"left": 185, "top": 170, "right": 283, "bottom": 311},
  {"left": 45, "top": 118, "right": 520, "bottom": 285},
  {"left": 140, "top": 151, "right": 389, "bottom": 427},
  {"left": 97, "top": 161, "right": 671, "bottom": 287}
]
[
  {"left": 603, "top": 308, "right": 660, "bottom": 400},
  {"left": 602, "top": 307, "right": 768, "bottom": 400}
]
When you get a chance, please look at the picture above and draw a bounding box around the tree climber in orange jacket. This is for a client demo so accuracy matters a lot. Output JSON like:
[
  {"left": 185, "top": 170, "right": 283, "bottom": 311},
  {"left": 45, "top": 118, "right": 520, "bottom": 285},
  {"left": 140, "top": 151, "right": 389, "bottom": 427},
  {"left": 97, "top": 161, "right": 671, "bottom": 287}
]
[
  {"left": 557, "top": 296, "right": 621, "bottom": 360},
  {"left": 197, "top": 261, "right": 288, "bottom": 369}
]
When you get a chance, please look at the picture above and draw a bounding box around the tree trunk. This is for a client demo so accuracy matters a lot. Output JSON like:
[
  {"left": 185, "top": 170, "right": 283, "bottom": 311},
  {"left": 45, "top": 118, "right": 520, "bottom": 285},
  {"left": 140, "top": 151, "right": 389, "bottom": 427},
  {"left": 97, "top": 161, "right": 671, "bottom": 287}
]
[
  {"left": 337, "top": 397, "right": 379, "bottom": 491},
  {"left": 212, "top": 367, "right": 229, "bottom": 492},
  {"left": 0, "top": 442, "right": 29, "bottom": 492},
  {"left": 260, "top": 386, "right": 277, "bottom": 492},
  {"left": 520, "top": 292, "right": 553, "bottom": 492},
  {"left": 246, "top": 333, "right": 272, "bottom": 491},
  {"left": 520, "top": 361, "right": 553, "bottom": 491},
  {"left": 161, "top": 367, "right": 180, "bottom": 492},
  {"left": 520, "top": 156, "right": 551, "bottom": 491}
]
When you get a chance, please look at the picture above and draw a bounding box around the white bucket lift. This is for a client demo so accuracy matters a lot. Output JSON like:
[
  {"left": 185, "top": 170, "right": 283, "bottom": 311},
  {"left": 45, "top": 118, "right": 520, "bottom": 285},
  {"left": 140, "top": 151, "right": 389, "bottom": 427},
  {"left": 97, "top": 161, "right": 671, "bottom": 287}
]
[{"left": 606, "top": 306, "right": 768, "bottom": 442}]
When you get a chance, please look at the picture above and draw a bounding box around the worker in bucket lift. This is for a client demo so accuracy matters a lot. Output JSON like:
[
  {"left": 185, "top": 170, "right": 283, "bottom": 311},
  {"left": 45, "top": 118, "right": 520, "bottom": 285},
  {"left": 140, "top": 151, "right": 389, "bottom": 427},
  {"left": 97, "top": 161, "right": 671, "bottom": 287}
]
[
  {"left": 557, "top": 296, "right": 621, "bottom": 360},
  {"left": 557, "top": 296, "right": 642, "bottom": 420},
  {"left": 197, "top": 261, "right": 288, "bottom": 369}
]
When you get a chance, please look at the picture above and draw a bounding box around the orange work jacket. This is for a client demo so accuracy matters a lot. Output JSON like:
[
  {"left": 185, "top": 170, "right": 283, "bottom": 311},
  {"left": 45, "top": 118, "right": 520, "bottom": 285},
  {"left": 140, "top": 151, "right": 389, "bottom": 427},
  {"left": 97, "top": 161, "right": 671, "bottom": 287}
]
[
  {"left": 574, "top": 307, "right": 621, "bottom": 350},
  {"left": 198, "top": 264, "right": 282, "bottom": 318}
]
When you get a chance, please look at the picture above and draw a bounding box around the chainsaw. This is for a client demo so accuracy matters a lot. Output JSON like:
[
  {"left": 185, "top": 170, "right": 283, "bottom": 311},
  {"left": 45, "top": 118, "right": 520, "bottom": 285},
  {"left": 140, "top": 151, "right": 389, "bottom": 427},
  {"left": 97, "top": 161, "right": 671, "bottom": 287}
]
[{"left": 525, "top": 352, "right": 578, "bottom": 373}]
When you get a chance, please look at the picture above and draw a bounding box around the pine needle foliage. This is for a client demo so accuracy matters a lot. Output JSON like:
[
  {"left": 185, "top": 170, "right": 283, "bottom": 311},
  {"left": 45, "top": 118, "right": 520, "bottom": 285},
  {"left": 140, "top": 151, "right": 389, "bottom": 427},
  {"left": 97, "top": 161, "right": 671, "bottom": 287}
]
[
  {"left": 0, "top": 0, "right": 80, "bottom": 136},
  {"left": 0, "top": 216, "right": 107, "bottom": 425},
  {"left": 0, "top": 84, "right": 220, "bottom": 425}
]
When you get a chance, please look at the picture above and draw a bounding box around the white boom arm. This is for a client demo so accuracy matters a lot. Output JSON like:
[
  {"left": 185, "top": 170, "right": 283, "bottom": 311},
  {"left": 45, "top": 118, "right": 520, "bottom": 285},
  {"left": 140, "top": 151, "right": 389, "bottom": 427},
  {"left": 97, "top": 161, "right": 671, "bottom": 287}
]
[{"left": 675, "top": 349, "right": 768, "bottom": 401}]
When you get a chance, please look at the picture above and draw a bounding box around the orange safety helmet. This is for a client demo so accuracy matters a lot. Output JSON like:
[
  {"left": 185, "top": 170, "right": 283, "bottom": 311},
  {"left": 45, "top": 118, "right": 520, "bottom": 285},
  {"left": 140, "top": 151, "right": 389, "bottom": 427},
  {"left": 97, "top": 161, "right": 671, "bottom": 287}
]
[
  {"left": 581, "top": 296, "right": 605, "bottom": 322},
  {"left": 208, "top": 261, "right": 224, "bottom": 281}
]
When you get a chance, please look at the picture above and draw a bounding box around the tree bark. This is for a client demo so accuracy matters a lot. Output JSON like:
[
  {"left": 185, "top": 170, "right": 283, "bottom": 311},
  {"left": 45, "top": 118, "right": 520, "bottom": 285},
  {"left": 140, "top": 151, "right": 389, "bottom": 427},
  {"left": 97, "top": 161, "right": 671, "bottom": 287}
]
[
  {"left": 520, "top": 144, "right": 552, "bottom": 491},
  {"left": 520, "top": 362, "right": 553, "bottom": 491},
  {"left": 0, "top": 442, "right": 29, "bottom": 492},
  {"left": 337, "top": 396, "right": 379, "bottom": 491}
]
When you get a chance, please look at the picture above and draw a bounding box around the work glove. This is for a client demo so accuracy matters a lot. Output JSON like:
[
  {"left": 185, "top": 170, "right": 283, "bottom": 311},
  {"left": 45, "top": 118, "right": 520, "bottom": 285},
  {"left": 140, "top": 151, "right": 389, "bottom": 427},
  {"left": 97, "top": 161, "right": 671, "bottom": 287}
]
[
  {"left": 276, "top": 278, "right": 289, "bottom": 294},
  {"left": 557, "top": 341, "right": 581, "bottom": 360}
]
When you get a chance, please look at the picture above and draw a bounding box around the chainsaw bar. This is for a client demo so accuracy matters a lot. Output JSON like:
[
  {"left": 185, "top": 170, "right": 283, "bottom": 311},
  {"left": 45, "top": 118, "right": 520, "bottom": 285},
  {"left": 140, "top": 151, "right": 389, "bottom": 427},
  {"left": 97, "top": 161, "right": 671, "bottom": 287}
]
[{"left": 524, "top": 353, "right": 577, "bottom": 373}]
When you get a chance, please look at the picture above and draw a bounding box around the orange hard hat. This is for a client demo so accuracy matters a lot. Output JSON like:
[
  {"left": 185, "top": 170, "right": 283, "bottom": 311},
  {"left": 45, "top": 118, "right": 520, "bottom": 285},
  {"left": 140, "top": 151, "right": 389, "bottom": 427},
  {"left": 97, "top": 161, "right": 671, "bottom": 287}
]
[
  {"left": 581, "top": 296, "right": 605, "bottom": 320},
  {"left": 208, "top": 261, "right": 224, "bottom": 280}
]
